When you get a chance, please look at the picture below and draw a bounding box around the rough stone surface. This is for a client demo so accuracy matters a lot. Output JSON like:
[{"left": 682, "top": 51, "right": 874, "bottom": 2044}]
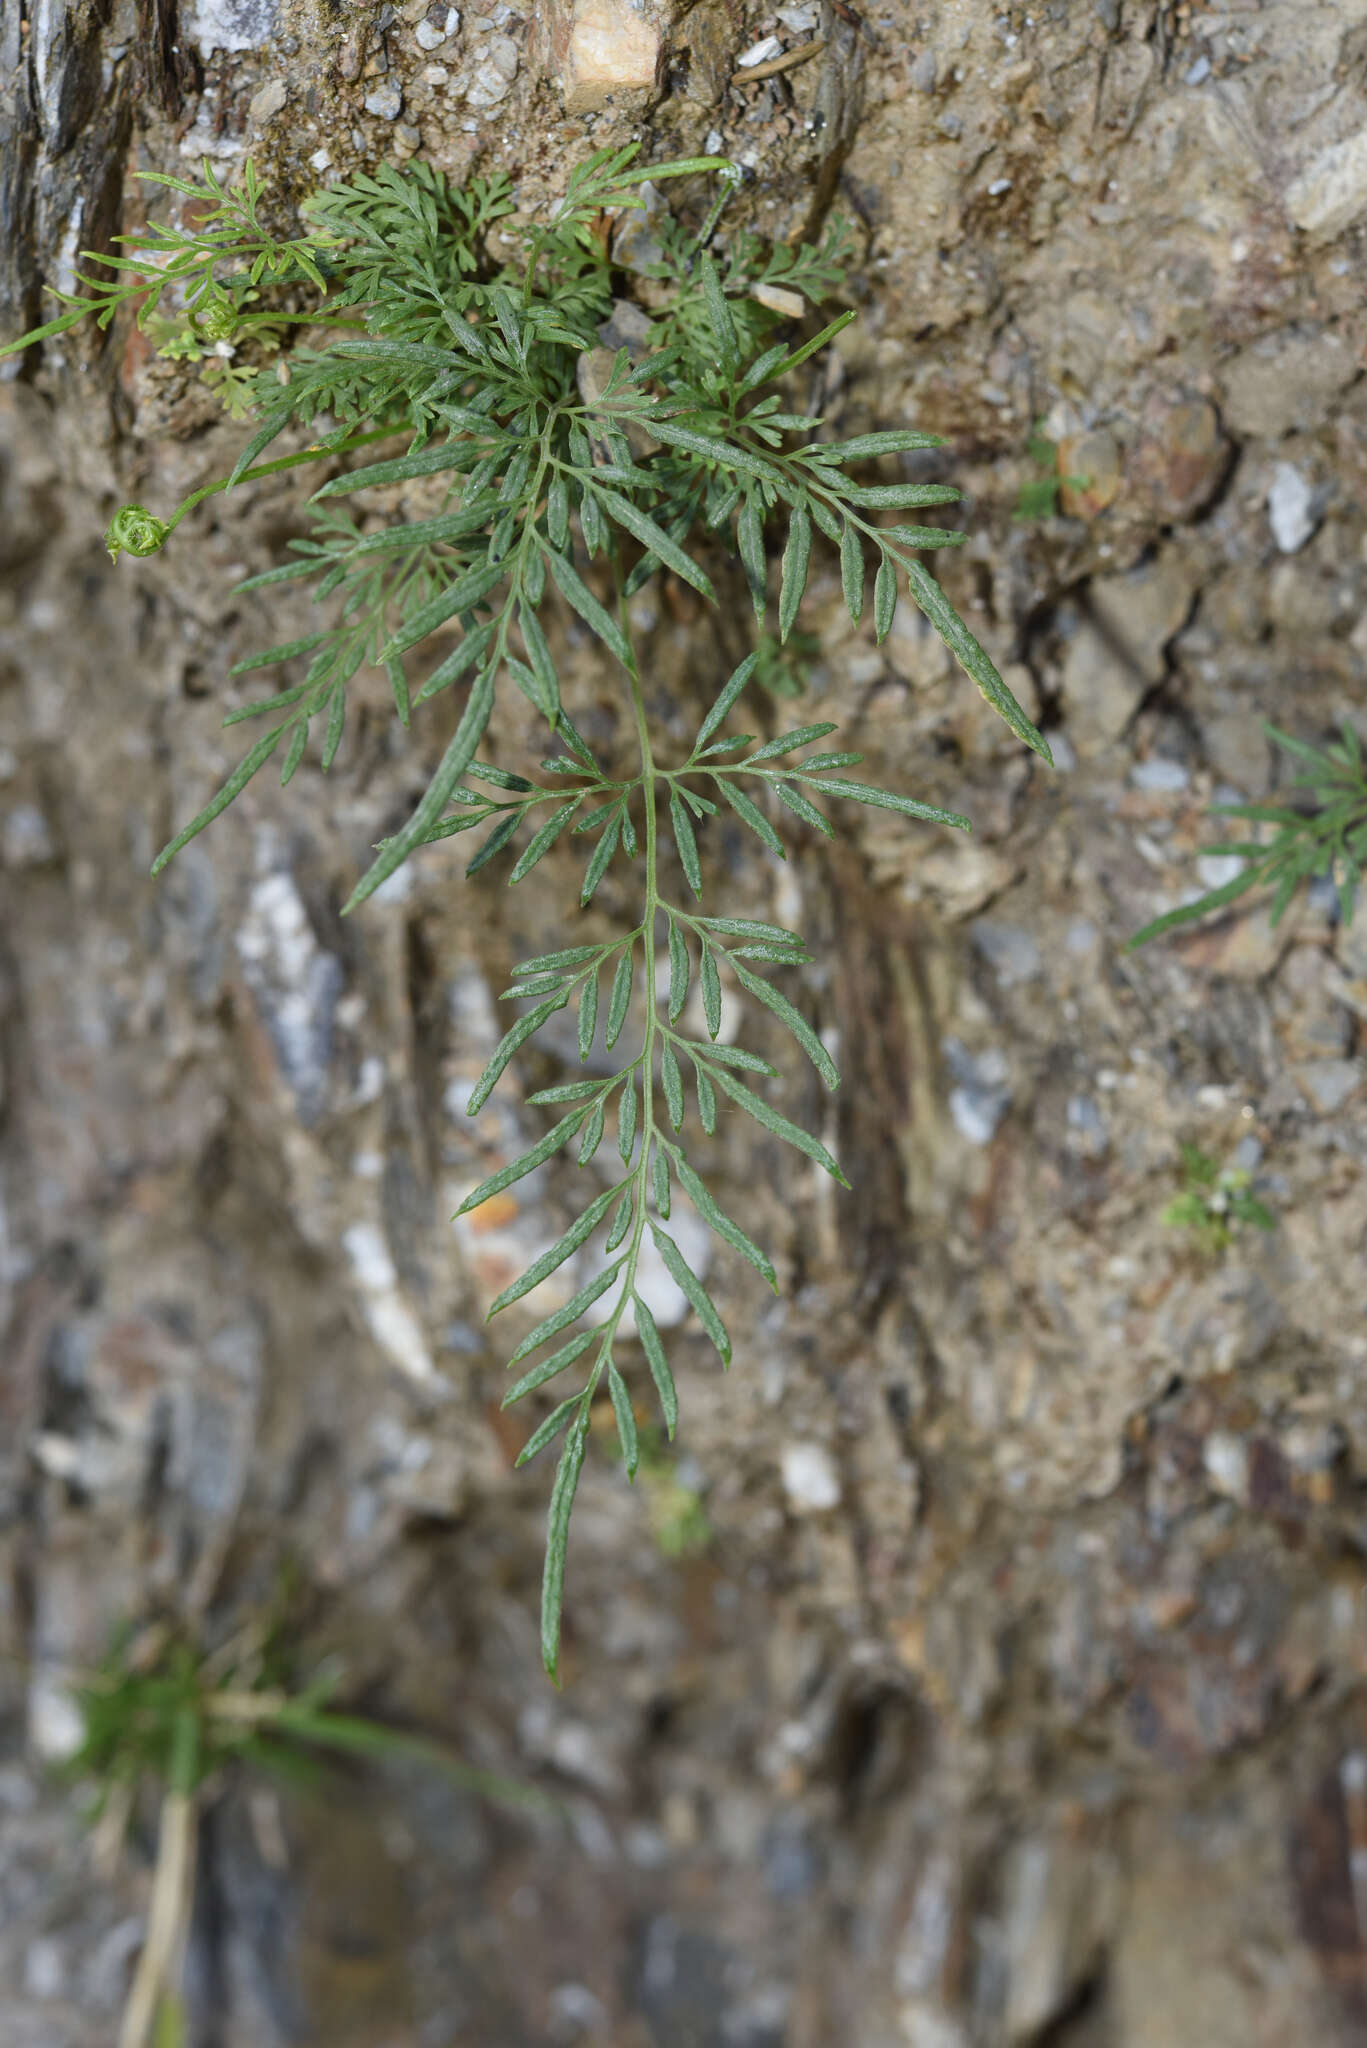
[
  {"left": 1286, "top": 125, "right": 1367, "bottom": 241},
  {"left": 4, "top": 3, "right": 1367, "bottom": 2044},
  {"left": 543, "top": 0, "right": 663, "bottom": 115}
]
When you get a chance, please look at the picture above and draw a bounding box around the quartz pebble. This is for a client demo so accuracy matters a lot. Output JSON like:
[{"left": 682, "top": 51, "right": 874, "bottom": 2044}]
[
  {"left": 415, "top": 6, "right": 457, "bottom": 47},
  {"left": 364, "top": 79, "right": 403, "bottom": 118},
  {"left": 1129, "top": 757, "right": 1190, "bottom": 793},
  {"left": 1267, "top": 463, "right": 1318, "bottom": 554},
  {"left": 466, "top": 31, "right": 518, "bottom": 105},
  {"left": 780, "top": 1442, "right": 841, "bottom": 1513}
]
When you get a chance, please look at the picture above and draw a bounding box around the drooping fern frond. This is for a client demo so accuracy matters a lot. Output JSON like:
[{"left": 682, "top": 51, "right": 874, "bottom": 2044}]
[{"left": 3, "top": 148, "right": 1053, "bottom": 1680}]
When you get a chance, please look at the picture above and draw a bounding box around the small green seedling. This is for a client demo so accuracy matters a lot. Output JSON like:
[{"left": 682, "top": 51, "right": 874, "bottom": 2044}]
[
  {"left": 1012, "top": 424, "right": 1091, "bottom": 521},
  {"left": 1161, "top": 1143, "right": 1275, "bottom": 1257},
  {"left": 604, "top": 1417, "right": 713, "bottom": 1557}
]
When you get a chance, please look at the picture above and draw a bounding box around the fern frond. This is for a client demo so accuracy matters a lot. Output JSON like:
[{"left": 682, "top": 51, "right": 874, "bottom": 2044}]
[{"left": 8, "top": 149, "right": 1066, "bottom": 1679}]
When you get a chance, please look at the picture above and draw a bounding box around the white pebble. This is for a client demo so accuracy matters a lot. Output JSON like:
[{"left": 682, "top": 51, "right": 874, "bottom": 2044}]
[
  {"left": 1267, "top": 462, "right": 1318, "bottom": 554},
  {"left": 363, "top": 79, "right": 403, "bottom": 119},
  {"left": 1129, "top": 757, "right": 1190, "bottom": 792},
  {"left": 780, "top": 1442, "right": 841, "bottom": 1513},
  {"left": 1196, "top": 852, "right": 1244, "bottom": 890}
]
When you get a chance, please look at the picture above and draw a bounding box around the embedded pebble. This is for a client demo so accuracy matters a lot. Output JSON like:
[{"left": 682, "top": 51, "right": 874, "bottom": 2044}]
[
  {"left": 2, "top": 802, "right": 57, "bottom": 867},
  {"left": 364, "top": 79, "right": 404, "bottom": 118},
  {"left": 737, "top": 34, "right": 782, "bottom": 66},
  {"left": 1203, "top": 1430, "right": 1250, "bottom": 1504},
  {"left": 1267, "top": 463, "right": 1318, "bottom": 554},
  {"left": 1285, "top": 125, "right": 1367, "bottom": 241},
  {"left": 950, "top": 1089, "right": 1007, "bottom": 1146},
  {"left": 944, "top": 1039, "right": 1013, "bottom": 1145},
  {"left": 1066, "top": 1094, "right": 1109, "bottom": 1157},
  {"left": 28, "top": 1669, "right": 85, "bottom": 1761},
  {"left": 247, "top": 76, "right": 288, "bottom": 125},
  {"left": 416, "top": 7, "right": 458, "bottom": 47},
  {"left": 1196, "top": 853, "right": 1244, "bottom": 890},
  {"left": 1129, "top": 757, "right": 1190, "bottom": 793},
  {"left": 235, "top": 870, "right": 342, "bottom": 1123},
  {"left": 780, "top": 1442, "right": 841, "bottom": 1513},
  {"left": 342, "top": 1219, "right": 441, "bottom": 1386},
  {"left": 466, "top": 32, "right": 519, "bottom": 106},
  {"left": 1296, "top": 1059, "right": 1363, "bottom": 1114},
  {"left": 970, "top": 921, "right": 1043, "bottom": 988}
]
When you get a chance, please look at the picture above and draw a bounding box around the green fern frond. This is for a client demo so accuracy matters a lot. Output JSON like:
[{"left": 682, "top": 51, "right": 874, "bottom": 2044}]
[{"left": 3, "top": 150, "right": 1056, "bottom": 1680}]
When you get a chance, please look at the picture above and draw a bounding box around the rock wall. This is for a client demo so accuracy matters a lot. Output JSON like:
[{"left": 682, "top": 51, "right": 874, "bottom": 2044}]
[{"left": 3, "top": 2, "right": 1367, "bottom": 2044}]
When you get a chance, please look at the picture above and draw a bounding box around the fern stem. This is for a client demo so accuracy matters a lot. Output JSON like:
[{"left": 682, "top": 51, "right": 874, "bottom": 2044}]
[
  {"left": 627, "top": 627, "right": 660, "bottom": 1264},
  {"left": 594, "top": 609, "right": 660, "bottom": 1373},
  {"left": 155, "top": 427, "right": 397, "bottom": 544}
]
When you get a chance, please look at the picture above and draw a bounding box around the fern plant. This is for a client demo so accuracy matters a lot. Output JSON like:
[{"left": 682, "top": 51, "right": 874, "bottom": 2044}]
[
  {"left": 4, "top": 148, "right": 1051, "bottom": 1678},
  {"left": 1129, "top": 721, "right": 1367, "bottom": 948}
]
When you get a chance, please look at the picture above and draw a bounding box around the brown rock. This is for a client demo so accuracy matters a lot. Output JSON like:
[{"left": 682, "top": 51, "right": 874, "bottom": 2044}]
[
  {"left": 1061, "top": 546, "right": 1197, "bottom": 754},
  {"left": 1129, "top": 393, "right": 1232, "bottom": 523},
  {"left": 1058, "top": 427, "right": 1122, "bottom": 518},
  {"left": 543, "top": 0, "right": 663, "bottom": 113}
]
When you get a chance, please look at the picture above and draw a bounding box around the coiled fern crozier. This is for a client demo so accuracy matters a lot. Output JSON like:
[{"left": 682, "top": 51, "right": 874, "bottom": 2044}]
[{"left": 3, "top": 149, "right": 1052, "bottom": 1677}]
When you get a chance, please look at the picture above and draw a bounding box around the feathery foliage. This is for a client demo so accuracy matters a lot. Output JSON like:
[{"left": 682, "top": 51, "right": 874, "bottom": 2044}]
[
  {"left": 4, "top": 149, "right": 1054, "bottom": 1679},
  {"left": 1129, "top": 721, "right": 1367, "bottom": 948}
]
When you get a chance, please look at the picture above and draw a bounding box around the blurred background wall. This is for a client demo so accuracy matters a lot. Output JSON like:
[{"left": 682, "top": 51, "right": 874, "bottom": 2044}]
[{"left": 3, "top": 3, "right": 1367, "bottom": 2042}]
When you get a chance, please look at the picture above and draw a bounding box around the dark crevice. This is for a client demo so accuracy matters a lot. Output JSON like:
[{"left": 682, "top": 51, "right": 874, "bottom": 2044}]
[
  {"left": 1031, "top": 1965, "right": 1109, "bottom": 2045},
  {"left": 186, "top": 1803, "right": 230, "bottom": 2048},
  {"left": 404, "top": 910, "right": 446, "bottom": 1194}
]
